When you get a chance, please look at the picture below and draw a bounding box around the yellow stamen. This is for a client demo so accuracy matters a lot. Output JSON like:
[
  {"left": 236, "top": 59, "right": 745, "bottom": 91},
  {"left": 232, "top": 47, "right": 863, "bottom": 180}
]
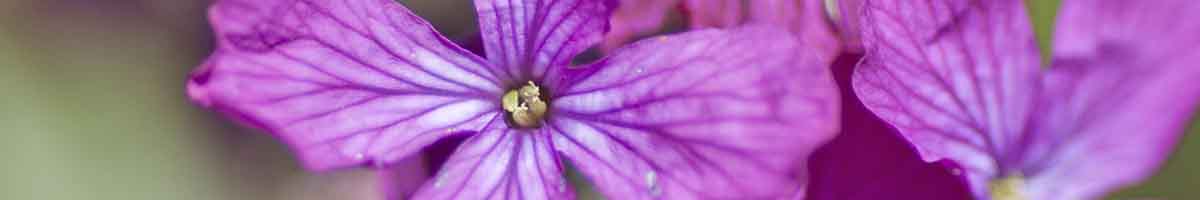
[
  {"left": 989, "top": 174, "right": 1027, "bottom": 200},
  {"left": 502, "top": 81, "right": 547, "bottom": 128}
]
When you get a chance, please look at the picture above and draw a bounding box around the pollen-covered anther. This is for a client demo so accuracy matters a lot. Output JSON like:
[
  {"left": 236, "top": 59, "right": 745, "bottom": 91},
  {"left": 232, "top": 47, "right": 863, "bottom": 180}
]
[
  {"left": 502, "top": 81, "right": 548, "bottom": 128},
  {"left": 989, "top": 174, "right": 1027, "bottom": 200}
]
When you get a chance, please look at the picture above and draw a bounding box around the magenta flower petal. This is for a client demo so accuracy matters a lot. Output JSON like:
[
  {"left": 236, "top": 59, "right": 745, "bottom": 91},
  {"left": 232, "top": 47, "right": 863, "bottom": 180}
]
[
  {"left": 550, "top": 26, "right": 841, "bottom": 199},
  {"left": 412, "top": 120, "right": 573, "bottom": 200},
  {"left": 473, "top": 0, "right": 616, "bottom": 81},
  {"left": 807, "top": 54, "right": 971, "bottom": 200},
  {"left": 852, "top": 0, "right": 1043, "bottom": 196},
  {"left": 854, "top": 0, "right": 1200, "bottom": 198},
  {"left": 1016, "top": 0, "right": 1200, "bottom": 199},
  {"left": 189, "top": 0, "right": 505, "bottom": 170}
]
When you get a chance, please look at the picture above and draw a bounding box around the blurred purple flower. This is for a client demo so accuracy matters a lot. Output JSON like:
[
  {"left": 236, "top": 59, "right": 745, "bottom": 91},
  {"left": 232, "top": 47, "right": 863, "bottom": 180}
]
[
  {"left": 604, "top": 0, "right": 837, "bottom": 52},
  {"left": 746, "top": 0, "right": 842, "bottom": 69},
  {"left": 826, "top": 0, "right": 866, "bottom": 53},
  {"left": 602, "top": 0, "right": 679, "bottom": 50},
  {"left": 852, "top": 0, "right": 1200, "bottom": 199},
  {"left": 187, "top": 0, "right": 840, "bottom": 199}
]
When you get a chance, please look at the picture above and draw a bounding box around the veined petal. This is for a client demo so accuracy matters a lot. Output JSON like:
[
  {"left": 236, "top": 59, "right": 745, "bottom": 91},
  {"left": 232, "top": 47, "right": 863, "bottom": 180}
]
[
  {"left": 807, "top": 54, "right": 972, "bottom": 200},
  {"left": 1018, "top": 1, "right": 1200, "bottom": 199},
  {"left": 190, "top": 0, "right": 505, "bottom": 170},
  {"left": 413, "top": 121, "right": 573, "bottom": 200},
  {"left": 551, "top": 26, "right": 840, "bottom": 199},
  {"left": 474, "top": 0, "right": 616, "bottom": 81},
  {"left": 851, "top": 0, "right": 1042, "bottom": 194}
]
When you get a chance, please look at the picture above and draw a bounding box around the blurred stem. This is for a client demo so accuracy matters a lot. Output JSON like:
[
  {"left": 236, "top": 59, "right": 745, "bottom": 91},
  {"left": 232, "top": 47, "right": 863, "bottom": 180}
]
[{"left": 1026, "top": 0, "right": 1061, "bottom": 66}]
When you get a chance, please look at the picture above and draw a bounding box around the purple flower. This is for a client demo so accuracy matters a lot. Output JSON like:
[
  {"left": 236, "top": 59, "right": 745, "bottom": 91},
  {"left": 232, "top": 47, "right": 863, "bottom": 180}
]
[
  {"left": 187, "top": 0, "right": 841, "bottom": 199},
  {"left": 852, "top": 0, "right": 1200, "bottom": 199}
]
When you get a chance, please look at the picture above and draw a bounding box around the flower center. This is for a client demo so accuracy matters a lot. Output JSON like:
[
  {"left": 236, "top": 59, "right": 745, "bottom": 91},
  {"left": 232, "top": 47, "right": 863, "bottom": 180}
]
[
  {"left": 502, "top": 81, "right": 548, "bottom": 128},
  {"left": 989, "top": 174, "right": 1027, "bottom": 200}
]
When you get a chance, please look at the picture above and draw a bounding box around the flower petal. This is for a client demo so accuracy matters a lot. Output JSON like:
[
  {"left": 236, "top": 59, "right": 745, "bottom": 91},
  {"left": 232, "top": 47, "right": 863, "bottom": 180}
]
[
  {"left": 851, "top": 0, "right": 1042, "bottom": 194},
  {"left": 190, "top": 0, "right": 505, "bottom": 170},
  {"left": 473, "top": 0, "right": 616, "bottom": 81},
  {"left": 551, "top": 26, "right": 840, "bottom": 199},
  {"left": 413, "top": 121, "right": 573, "bottom": 200},
  {"left": 807, "top": 54, "right": 972, "bottom": 200},
  {"left": 1017, "top": 1, "right": 1200, "bottom": 199}
]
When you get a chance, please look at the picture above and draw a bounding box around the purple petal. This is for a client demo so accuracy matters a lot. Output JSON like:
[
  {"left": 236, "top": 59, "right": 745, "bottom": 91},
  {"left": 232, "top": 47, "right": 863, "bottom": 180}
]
[
  {"left": 1015, "top": 0, "right": 1200, "bottom": 199},
  {"left": 190, "top": 0, "right": 505, "bottom": 170},
  {"left": 807, "top": 54, "right": 972, "bottom": 200},
  {"left": 851, "top": 0, "right": 1043, "bottom": 195},
  {"left": 412, "top": 120, "right": 573, "bottom": 200},
  {"left": 473, "top": 0, "right": 616, "bottom": 81},
  {"left": 550, "top": 26, "right": 841, "bottom": 199}
]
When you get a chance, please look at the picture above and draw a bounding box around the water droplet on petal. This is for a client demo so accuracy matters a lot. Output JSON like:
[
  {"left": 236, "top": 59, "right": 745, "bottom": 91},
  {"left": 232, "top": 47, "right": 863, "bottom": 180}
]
[
  {"left": 433, "top": 175, "right": 446, "bottom": 188},
  {"left": 644, "top": 171, "right": 657, "bottom": 186},
  {"left": 352, "top": 153, "right": 365, "bottom": 160},
  {"left": 645, "top": 171, "right": 661, "bottom": 197}
]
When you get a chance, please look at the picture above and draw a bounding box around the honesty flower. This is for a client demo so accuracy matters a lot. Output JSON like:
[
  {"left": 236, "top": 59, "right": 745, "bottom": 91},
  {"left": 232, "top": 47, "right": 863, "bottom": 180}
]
[
  {"left": 852, "top": 0, "right": 1200, "bottom": 199},
  {"left": 187, "top": 0, "right": 840, "bottom": 199}
]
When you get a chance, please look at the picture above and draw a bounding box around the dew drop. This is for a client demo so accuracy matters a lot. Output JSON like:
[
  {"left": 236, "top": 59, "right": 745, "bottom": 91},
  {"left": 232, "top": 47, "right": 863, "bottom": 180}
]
[
  {"left": 635, "top": 68, "right": 645, "bottom": 74},
  {"left": 352, "top": 153, "right": 365, "bottom": 160},
  {"left": 644, "top": 171, "right": 657, "bottom": 186},
  {"left": 433, "top": 175, "right": 446, "bottom": 188},
  {"left": 644, "top": 171, "right": 661, "bottom": 197}
]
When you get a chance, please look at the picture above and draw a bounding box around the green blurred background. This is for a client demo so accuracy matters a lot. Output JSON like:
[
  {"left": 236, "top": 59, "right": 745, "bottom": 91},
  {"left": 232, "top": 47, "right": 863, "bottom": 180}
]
[{"left": 0, "top": 0, "right": 1193, "bottom": 199}]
